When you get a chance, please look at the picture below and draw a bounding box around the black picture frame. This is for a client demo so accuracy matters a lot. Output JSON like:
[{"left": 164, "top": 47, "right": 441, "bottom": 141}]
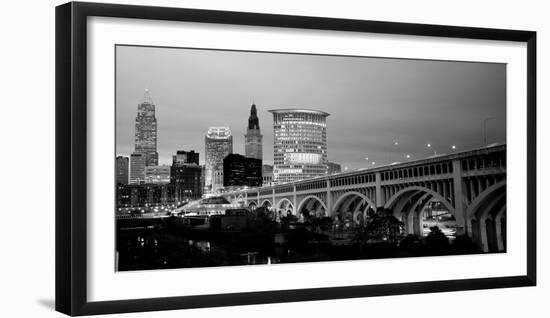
[{"left": 55, "top": 1, "right": 537, "bottom": 316}]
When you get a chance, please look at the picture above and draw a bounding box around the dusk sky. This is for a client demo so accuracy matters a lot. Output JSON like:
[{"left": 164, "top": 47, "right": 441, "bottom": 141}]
[{"left": 115, "top": 45, "right": 506, "bottom": 170}]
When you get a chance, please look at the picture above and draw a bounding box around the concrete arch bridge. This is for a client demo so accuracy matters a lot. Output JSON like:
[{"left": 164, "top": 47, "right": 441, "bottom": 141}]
[{"left": 223, "top": 144, "right": 506, "bottom": 253}]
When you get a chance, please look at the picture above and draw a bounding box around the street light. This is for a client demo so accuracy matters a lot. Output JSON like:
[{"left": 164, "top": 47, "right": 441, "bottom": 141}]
[
  {"left": 385, "top": 138, "right": 399, "bottom": 164},
  {"left": 427, "top": 143, "right": 436, "bottom": 155}
]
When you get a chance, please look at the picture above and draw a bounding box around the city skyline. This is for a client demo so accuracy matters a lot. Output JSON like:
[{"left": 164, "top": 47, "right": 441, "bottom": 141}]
[
  {"left": 116, "top": 45, "right": 506, "bottom": 171},
  {"left": 114, "top": 45, "right": 509, "bottom": 271}
]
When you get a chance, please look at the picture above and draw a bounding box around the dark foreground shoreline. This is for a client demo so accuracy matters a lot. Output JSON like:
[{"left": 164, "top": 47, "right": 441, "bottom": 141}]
[{"left": 116, "top": 217, "right": 490, "bottom": 271}]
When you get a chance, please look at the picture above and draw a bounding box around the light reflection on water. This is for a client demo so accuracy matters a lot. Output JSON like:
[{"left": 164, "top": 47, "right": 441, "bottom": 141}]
[
  {"left": 188, "top": 240, "right": 211, "bottom": 253},
  {"left": 121, "top": 231, "right": 286, "bottom": 268}
]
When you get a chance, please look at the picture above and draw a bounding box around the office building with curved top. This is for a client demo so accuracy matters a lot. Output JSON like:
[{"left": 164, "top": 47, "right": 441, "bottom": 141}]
[{"left": 269, "top": 109, "right": 329, "bottom": 184}]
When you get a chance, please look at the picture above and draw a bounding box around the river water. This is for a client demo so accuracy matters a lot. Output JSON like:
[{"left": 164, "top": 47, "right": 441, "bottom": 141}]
[{"left": 116, "top": 227, "right": 338, "bottom": 271}]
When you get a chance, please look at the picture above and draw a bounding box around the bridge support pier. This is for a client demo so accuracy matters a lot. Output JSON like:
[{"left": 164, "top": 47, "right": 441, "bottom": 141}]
[
  {"left": 479, "top": 219, "right": 489, "bottom": 252},
  {"left": 406, "top": 211, "right": 415, "bottom": 235},
  {"left": 375, "top": 172, "right": 383, "bottom": 209},
  {"left": 495, "top": 219, "right": 503, "bottom": 251},
  {"left": 272, "top": 189, "right": 275, "bottom": 212},
  {"left": 293, "top": 185, "right": 297, "bottom": 213},
  {"left": 452, "top": 159, "right": 467, "bottom": 236},
  {"left": 326, "top": 180, "right": 332, "bottom": 217},
  {"left": 495, "top": 205, "right": 506, "bottom": 252}
]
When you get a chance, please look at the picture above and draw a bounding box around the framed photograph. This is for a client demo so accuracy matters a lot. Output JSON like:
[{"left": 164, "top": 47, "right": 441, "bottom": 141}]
[{"left": 55, "top": 1, "right": 536, "bottom": 316}]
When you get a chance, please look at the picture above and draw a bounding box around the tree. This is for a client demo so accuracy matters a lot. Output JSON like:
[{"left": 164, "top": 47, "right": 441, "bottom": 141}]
[
  {"left": 247, "top": 207, "right": 278, "bottom": 233},
  {"left": 452, "top": 234, "right": 481, "bottom": 254},
  {"left": 319, "top": 216, "right": 333, "bottom": 232},
  {"left": 280, "top": 213, "right": 298, "bottom": 231},
  {"left": 365, "top": 206, "right": 376, "bottom": 219},
  {"left": 364, "top": 208, "right": 403, "bottom": 244},
  {"left": 425, "top": 226, "right": 450, "bottom": 253},
  {"left": 399, "top": 234, "right": 422, "bottom": 250},
  {"left": 351, "top": 224, "right": 369, "bottom": 255}
]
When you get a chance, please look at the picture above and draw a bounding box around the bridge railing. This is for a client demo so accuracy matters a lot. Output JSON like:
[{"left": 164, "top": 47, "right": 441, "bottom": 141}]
[{"left": 220, "top": 144, "right": 506, "bottom": 197}]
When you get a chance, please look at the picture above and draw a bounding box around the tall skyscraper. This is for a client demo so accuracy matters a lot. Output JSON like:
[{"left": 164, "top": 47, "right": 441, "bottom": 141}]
[
  {"left": 245, "top": 104, "right": 263, "bottom": 160},
  {"left": 134, "top": 89, "right": 158, "bottom": 166},
  {"left": 129, "top": 152, "right": 146, "bottom": 185},
  {"left": 116, "top": 156, "right": 129, "bottom": 185},
  {"left": 269, "top": 109, "right": 329, "bottom": 184},
  {"left": 204, "top": 127, "right": 233, "bottom": 193}
]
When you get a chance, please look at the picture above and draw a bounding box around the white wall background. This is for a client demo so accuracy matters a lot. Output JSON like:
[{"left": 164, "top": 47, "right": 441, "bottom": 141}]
[{"left": 0, "top": 0, "right": 547, "bottom": 317}]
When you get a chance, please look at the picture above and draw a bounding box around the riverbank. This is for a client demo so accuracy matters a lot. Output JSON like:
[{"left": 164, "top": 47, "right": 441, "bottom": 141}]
[{"left": 116, "top": 217, "right": 489, "bottom": 271}]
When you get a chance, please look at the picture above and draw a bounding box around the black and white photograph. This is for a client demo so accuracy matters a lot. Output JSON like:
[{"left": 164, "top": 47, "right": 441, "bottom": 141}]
[
  {"left": 115, "top": 45, "right": 507, "bottom": 271},
  {"left": 1, "top": 0, "right": 546, "bottom": 316}
]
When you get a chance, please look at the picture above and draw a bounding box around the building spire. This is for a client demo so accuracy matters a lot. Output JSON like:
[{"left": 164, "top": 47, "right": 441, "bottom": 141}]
[
  {"left": 248, "top": 103, "right": 259, "bottom": 129},
  {"left": 141, "top": 89, "right": 154, "bottom": 105}
]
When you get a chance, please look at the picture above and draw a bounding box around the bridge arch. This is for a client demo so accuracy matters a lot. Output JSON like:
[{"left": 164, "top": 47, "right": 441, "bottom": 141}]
[
  {"left": 384, "top": 186, "right": 455, "bottom": 238},
  {"left": 296, "top": 195, "right": 328, "bottom": 218},
  {"left": 402, "top": 192, "right": 432, "bottom": 235},
  {"left": 235, "top": 194, "right": 246, "bottom": 205},
  {"left": 332, "top": 191, "right": 375, "bottom": 224},
  {"left": 260, "top": 199, "right": 273, "bottom": 209},
  {"left": 385, "top": 186, "right": 453, "bottom": 214},
  {"left": 275, "top": 198, "right": 295, "bottom": 216},
  {"left": 248, "top": 201, "right": 258, "bottom": 210},
  {"left": 466, "top": 180, "right": 506, "bottom": 252},
  {"left": 466, "top": 180, "right": 506, "bottom": 222}
]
